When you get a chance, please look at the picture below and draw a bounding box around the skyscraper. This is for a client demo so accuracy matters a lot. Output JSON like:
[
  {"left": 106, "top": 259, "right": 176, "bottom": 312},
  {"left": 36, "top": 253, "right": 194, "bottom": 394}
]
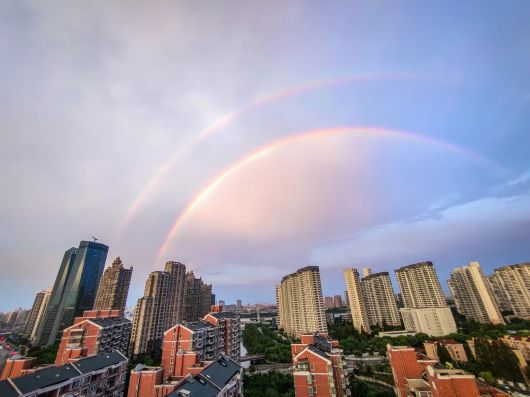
[
  {"left": 129, "top": 261, "right": 188, "bottom": 358},
  {"left": 24, "top": 288, "right": 52, "bottom": 342},
  {"left": 448, "top": 261, "right": 504, "bottom": 324},
  {"left": 56, "top": 241, "right": 109, "bottom": 337},
  {"left": 324, "top": 296, "right": 334, "bottom": 308},
  {"left": 488, "top": 262, "right": 530, "bottom": 319},
  {"left": 396, "top": 261, "right": 457, "bottom": 336},
  {"left": 182, "top": 271, "right": 212, "bottom": 322},
  {"left": 362, "top": 271, "right": 401, "bottom": 327},
  {"left": 93, "top": 257, "right": 133, "bottom": 315},
  {"left": 333, "top": 295, "right": 343, "bottom": 307},
  {"left": 276, "top": 266, "right": 327, "bottom": 338},
  {"left": 35, "top": 247, "right": 78, "bottom": 346},
  {"left": 344, "top": 268, "right": 371, "bottom": 333}
]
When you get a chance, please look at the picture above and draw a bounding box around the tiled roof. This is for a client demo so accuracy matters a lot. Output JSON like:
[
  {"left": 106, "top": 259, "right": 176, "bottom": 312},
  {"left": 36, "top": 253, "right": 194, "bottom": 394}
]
[
  {"left": 72, "top": 350, "right": 127, "bottom": 374},
  {"left": 184, "top": 321, "right": 216, "bottom": 331},
  {"left": 0, "top": 379, "right": 19, "bottom": 397},
  {"left": 208, "top": 312, "right": 239, "bottom": 319},
  {"left": 170, "top": 375, "right": 220, "bottom": 396},
  {"left": 11, "top": 363, "right": 80, "bottom": 394},
  {"left": 170, "top": 355, "right": 241, "bottom": 396},
  {"left": 200, "top": 355, "right": 241, "bottom": 387},
  {"left": 89, "top": 316, "right": 131, "bottom": 327}
]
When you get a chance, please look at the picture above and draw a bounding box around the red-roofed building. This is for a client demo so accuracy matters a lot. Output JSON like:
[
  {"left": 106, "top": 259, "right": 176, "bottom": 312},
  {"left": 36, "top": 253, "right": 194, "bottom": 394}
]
[
  {"left": 55, "top": 309, "right": 131, "bottom": 365},
  {"left": 291, "top": 333, "right": 349, "bottom": 397},
  {"left": 387, "top": 345, "right": 509, "bottom": 397}
]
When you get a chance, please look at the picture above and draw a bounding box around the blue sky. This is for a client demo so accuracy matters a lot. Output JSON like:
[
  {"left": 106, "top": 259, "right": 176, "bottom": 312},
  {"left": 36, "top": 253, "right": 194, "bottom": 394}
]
[{"left": 1, "top": 1, "right": 529, "bottom": 311}]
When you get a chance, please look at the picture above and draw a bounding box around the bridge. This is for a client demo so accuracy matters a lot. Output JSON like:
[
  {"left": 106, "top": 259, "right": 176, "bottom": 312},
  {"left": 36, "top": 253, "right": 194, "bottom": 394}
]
[{"left": 240, "top": 354, "right": 265, "bottom": 362}]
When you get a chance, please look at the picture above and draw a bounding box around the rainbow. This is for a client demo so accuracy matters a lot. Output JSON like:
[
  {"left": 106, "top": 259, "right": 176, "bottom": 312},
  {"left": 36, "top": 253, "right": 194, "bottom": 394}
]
[
  {"left": 156, "top": 125, "right": 494, "bottom": 263},
  {"left": 119, "top": 73, "right": 442, "bottom": 234}
]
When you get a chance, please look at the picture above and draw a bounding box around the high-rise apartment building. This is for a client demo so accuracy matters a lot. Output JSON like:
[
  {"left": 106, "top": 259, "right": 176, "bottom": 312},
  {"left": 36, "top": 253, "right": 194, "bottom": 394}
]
[
  {"left": 182, "top": 271, "right": 212, "bottom": 322},
  {"left": 291, "top": 333, "right": 349, "bottom": 397},
  {"left": 362, "top": 270, "right": 401, "bottom": 327},
  {"left": 333, "top": 294, "right": 343, "bottom": 308},
  {"left": 130, "top": 269, "right": 173, "bottom": 358},
  {"left": 203, "top": 309, "right": 241, "bottom": 362},
  {"left": 35, "top": 247, "right": 78, "bottom": 346},
  {"left": 448, "top": 261, "right": 504, "bottom": 324},
  {"left": 344, "top": 268, "right": 371, "bottom": 333},
  {"left": 396, "top": 261, "right": 457, "bottom": 336},
  {"left": 37, "top": 242, "right": 109, "bottom": 346},
  {"left": 276, "top": 266, "right": 327, "bottom": 338},
  {"left": 24, "top": 288, "right": 52, "bottom": 342},
  {"left": 55, "top": 309, "right": 131, "bottom": 365},
  {"left": 324, "top": 296, "right": 334, "bottom": 308},
  {"left": 130, "top": 262, "right": 212, "bottom": 358},
  {"left": 488, "top": 263, "right": 530, "bottom": 319},
  {"left": 93, "top": 257, "right": 133, "bottom": 315}
]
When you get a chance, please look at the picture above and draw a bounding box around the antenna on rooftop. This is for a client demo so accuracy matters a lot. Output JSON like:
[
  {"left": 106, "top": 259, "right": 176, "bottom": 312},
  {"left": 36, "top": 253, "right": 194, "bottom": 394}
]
[{"left": 91, "top": 236, "right": 98, "bottom": 242}]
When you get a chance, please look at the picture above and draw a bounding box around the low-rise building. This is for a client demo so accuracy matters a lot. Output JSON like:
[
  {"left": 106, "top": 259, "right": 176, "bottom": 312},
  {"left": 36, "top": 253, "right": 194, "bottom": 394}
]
[
  {"left": 424, "top": 340, "right": 468, "bottom": 362},
  {"left": 0, "top": 351, "right": 128, "bottom": 397},
  {"left": 128, "top": 355, "right": 242, "bottom": 397},
  {"left": 500, "top": 335, "right": 530, "bottom": 361},
  {"left": 400, "top": 307, "right": 457, "bottom": 337},
  {"left": 291, "top": 333, "right": 350, "bottom": 397}
]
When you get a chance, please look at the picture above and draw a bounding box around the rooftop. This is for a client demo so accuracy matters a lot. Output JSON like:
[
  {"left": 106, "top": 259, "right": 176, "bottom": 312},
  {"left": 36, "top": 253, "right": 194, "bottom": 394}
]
[
  {"left": 10, "top": 363, "right": 80, "bottom": 395},
  {"left": 72, "top": 350, "right": 127, "bottom": 374},
  {"left": 281, "top": 266, "right": 320, "bottom": 282},
  {"left": 395, "top": 261, "right": 434, "bottom": 272},
  {"left": 89, "top": 316, "right": 131, "bottom": 327}
]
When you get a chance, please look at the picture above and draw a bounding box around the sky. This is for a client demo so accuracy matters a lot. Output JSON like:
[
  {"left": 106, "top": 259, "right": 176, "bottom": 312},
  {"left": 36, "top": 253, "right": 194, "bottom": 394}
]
[{"left": 1, "top": 1, "right": 529, "bottom": 312}]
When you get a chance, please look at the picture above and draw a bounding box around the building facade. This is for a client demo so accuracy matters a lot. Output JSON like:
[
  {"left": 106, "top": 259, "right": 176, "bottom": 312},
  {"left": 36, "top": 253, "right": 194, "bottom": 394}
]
[
  {"left": 362, "top": 270, "right": 401, "bottom": 328},
  {"left": 291, "top": 333, "right": 350, "bottom": 397},
  {"left": 276, "top": 266, "right": 327, "bottom": 338},
  {"left": 55, "top": 309, "right": 131, "bottom": 365},
  {"left": 344, "top": 268, "right": 371, "bottom": 333},
  {"left": 448, "top": 261, "right": 504, "bottom": 324},
  {"left": 488, "top": 263, "right": 530, "bottom": 319},
  {"left": 395, "top": 261, "right": 457, "bottom": 336},
  {"left": 93, "top": 257, "right": 133, "bottom": 315}
]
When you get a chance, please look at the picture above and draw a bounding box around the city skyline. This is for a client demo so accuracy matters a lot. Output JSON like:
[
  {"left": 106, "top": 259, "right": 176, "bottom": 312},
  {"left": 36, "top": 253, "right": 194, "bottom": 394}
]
[{"left": 2, "top": 2, "right": 530, "bottom": 311}]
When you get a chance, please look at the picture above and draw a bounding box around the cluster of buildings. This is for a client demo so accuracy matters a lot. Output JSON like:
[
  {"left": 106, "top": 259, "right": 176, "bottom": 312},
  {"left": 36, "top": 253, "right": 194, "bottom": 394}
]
[
  {"left": 2, "top": 239, "right": 245, "bottom": 396},
  {"left": 1, "top": 305, "right": 243, "bottom": 397},
  {"left": 277, "top": 261, "right": 530, "bottom": 340},
  {"left": 0, "top": 309, "right": 30, "bottom": 331}
]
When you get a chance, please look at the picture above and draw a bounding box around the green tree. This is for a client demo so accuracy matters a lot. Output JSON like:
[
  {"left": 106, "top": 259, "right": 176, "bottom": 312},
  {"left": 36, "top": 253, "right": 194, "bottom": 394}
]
[
  {"left": 479, "top": 371, "right": 495, "bottom": 384},
  {"left": 436, "top": 343, "right": 452, "bottom": 365}
]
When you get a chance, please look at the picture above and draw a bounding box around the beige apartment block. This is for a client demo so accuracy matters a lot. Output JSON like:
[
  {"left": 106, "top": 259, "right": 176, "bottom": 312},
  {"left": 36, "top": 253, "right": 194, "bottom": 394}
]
[
  {"left": 344, "top": 268, "right": 371, "bottom": 333},
  {"left": 276, "top": 266, "right": 327, "bottom": 338},
  {"left": 448, "top": 261, "right": 504, "bottom": 324}
]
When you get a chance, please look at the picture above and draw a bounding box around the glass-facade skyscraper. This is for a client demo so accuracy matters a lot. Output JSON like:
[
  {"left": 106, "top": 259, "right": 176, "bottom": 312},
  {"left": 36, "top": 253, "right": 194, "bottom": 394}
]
[
  {"left": 35, "top": 247, "right": 78, "bottom": 346},
  {"left": 36, "top": 241, "right": 109, "bottom": 346}
]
